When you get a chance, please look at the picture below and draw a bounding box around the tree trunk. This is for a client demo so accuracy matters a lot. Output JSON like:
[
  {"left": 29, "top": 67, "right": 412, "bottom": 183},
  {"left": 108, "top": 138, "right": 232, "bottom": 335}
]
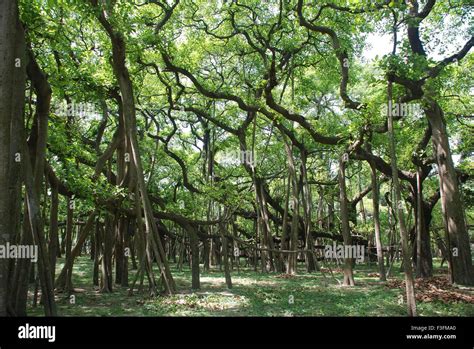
[
  {"left": 284, "top": 141, "right": 299, "bottom": 275},
  {"left": 415, "top": 170, "right": 433, "bottom": 278},
  {"left": 369, "top": 160, "right": 386, "bottom": 281},
  {"left": 387, "top": 83, "right": 416, "bottom": 316},
  {"left": 121, "top": 218, "right": 130, "bottom": 287},
  {"left": 203, "top": 238, "right": 210, "bottom": 272},
  {"left": 219, "top": 210, "right": 232, "bottom": 289},
  {"left": 92, "top": 1, "right": 175, "bottom": 293},
  {"left": 425, "top": 101, "right": 474, "bottom": 285},
  {"left": 358, "top": 172, "right": 367, "bottom": 225},
  {"left": 9, "top": 204, "right": 32, "bottom": 316},
  {"left": 0, "top": 0, "right": 26, "bottom": 316},
  {"left": 101, "top": 215, "right": 114, "bottom": 293},
  {"left": 338, "top": 156, "right": 355, "bottom": 286},
  {"left": 257, "top": 180, "right": 276, "bottom": 272},
  {"left": 187, "top": 224, "right": 200, "bottom": 290},
  {"left": 56, "top": 210, "right": 96, "bottom": 289},
  {"left": 222, "top": 234, "right": 232, "bottom": 288},
  {"left": 115, "top": 218, "right": 124, "bottom": 285},
  {"left": 280, "top": 174, "right": 291, "bottom": 272},
  {"left": 93, "top": 219, "right": 100, "bottom": 287},
  {"left": 22, "top": 136, "right": 57, "bottom": 315},
  {"left": 49, "top": 183, "right": 59, "bottom": 281},
  {"left": 64, "top": 197, "right": 74, "bottom": 294},
  {"left": 301, "top": 151, "right": 316, "bottom": 272}
]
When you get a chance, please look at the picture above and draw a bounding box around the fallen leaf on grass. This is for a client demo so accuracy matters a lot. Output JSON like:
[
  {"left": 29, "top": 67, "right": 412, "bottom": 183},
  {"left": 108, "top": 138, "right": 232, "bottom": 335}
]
[{"left": 385, "top": 276, "right": 474, "bottom": 304}]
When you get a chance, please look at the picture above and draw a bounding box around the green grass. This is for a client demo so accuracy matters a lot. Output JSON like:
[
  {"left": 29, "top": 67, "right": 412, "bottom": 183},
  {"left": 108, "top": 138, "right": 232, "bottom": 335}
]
[{"left": 27, "top": 257, "right": 474, "bottom": 317}]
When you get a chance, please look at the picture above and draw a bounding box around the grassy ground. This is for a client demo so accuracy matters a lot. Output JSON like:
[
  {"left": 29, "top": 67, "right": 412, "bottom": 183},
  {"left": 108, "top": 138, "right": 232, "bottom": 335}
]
[{"left": 28, "top": 257, "right": 474, "bottom": 316}]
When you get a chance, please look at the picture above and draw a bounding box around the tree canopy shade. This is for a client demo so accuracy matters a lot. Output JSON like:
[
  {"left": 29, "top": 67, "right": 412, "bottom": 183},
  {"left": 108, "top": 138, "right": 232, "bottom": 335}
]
[{"left": 0, "top": 0, "right": 473, "bottom": 319}]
